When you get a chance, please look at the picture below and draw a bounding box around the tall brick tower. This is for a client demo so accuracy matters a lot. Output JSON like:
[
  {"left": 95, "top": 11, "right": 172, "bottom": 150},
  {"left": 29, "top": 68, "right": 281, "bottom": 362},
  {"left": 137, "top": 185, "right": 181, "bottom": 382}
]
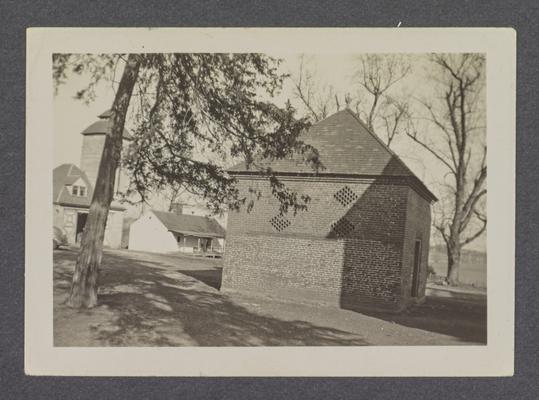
[{"left": 80, "top": 110, "right": 129, "bottom": 191}]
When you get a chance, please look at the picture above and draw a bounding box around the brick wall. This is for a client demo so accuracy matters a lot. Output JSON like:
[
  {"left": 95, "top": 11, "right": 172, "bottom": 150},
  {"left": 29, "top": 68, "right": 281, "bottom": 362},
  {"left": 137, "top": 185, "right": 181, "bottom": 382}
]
[
  {"left": 226, "top": 177, "right": 408, "bottom": 240},
  {"left": 223, "top": 234, "right": 345, "bottom": 305},
  {"left": 222, "top": 176, "right": 431, "bottom": 311},
  {"left": 400, "top": 187, "right": 432, "bottom": 306}
]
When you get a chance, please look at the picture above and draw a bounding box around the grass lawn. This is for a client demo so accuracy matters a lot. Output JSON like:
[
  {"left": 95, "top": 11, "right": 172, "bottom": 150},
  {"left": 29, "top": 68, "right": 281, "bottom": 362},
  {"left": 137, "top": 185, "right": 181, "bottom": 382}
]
[{"left": 54, "top": 248, "right": 486, "bottom": 346}]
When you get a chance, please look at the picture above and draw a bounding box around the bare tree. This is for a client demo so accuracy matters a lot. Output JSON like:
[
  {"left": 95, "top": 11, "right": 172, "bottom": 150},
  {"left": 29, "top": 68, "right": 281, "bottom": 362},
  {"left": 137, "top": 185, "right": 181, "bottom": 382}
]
[
  {"left": 165, "top": 182, "right": 186, "bottom": 211},
  {"left": 406, "top": 53, "right": 486, "bottom": 285},
  {"left": 292, "top": 55, "right": 342, "bottom": 122},
  {"left": 378, "top": 96, "right": 410, "bottom": 147},
  {"left": 353, "top": 54, "right": 412, "bottom": 146},
  {"left": 292, "top": 54, "right": 412, "bottom": 147}
]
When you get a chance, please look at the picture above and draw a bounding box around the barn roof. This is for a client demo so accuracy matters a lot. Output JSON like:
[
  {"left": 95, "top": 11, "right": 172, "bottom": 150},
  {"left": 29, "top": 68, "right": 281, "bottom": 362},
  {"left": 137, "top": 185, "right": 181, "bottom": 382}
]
[
  {"left": 53, "top": 163, "right": 125, "bottom": 210},
  {"left": 81, "top": 110, "right": 132, "bottom": 139},
  {"left": 151, "top": 210, "right": 226, "bottom": 238},
  {"left": 228, "top": 109, "right": 437, "bottom": 202}
]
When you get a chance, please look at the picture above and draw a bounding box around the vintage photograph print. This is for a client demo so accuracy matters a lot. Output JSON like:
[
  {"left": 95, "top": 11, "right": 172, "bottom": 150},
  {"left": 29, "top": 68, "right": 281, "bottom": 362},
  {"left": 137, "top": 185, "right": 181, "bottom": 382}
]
[
  {"left": 52, "top": 52, "right": 486, "bottom": 347},
  {"left": 26, "top": 29, "right": 515, "bottom": 376}
]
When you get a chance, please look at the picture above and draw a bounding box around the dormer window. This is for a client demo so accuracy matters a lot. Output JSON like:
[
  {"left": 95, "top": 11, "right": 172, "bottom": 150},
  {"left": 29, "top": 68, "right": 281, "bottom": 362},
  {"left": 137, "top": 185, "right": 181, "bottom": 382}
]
[{"left": 70, "top": 184, "right": 86, "bottom": 197}]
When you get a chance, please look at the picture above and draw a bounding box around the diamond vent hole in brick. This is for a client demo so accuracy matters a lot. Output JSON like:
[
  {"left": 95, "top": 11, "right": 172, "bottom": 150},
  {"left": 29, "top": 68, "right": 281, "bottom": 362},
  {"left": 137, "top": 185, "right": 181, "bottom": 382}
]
[
  {"left": 270, "top": 215, "right": 291, "bottom": 232},
  {"left": 331, "top": 217, "right": 355, "bottom": 237},
  {"left": 334, "top": 185, "right": 358, "bottom": 207}
]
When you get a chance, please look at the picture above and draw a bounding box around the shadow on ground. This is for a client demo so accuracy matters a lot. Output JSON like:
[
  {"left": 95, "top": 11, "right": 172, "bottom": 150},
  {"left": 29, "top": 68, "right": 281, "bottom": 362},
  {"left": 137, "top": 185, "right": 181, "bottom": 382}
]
[
  {"left": 175, "top": 262, "right": 487, "bottom": 344},
  {"left": 176, "top": 268, "right": 222, "bottom": 290},
  {"left": 349, "top": 292, "right": 487, "bottom": 344},
  {"left": 175, "top": 260, "right": 486, "bottom": 344},
  {"left": 54, "top": 250, "right": 367, "bottom": 346}
]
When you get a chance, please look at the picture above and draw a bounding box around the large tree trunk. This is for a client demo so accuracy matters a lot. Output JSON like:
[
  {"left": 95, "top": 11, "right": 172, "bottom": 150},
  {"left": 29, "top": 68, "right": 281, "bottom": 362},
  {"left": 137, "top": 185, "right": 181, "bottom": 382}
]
[
  {"left": 446, "top": 240, "right": 461, "bottom": 286},
  {"left": 67, "top": 55, "right": 141, "bottom": 308}
]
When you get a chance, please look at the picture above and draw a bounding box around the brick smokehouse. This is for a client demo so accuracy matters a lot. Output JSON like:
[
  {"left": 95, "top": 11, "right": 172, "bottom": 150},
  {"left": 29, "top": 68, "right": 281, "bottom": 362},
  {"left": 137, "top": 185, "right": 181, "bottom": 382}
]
[{"left": 222, "top": 109, "right": 437, "bottom": 312}]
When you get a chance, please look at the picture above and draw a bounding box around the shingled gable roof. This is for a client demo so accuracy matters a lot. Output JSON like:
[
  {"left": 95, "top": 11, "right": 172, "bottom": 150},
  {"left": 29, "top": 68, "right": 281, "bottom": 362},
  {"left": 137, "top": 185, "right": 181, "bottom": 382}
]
[
  {"left": 81, "top": 109, "right": 132, "bottom": 140},
  {"left": 228, "top": 109, "right": 437, "bottom": 202},
  {"left": 53, "top": 163, "right": 125, "bottom": 210},
  {"left": 151, "top": 210, "right": 226, "bottom": 238}
]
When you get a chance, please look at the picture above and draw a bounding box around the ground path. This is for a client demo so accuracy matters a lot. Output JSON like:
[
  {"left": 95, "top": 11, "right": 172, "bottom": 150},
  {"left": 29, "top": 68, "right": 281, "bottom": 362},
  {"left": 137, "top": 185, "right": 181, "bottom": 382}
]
[{"left": 54, "top": 248, "right": 486, "bottom": 346}]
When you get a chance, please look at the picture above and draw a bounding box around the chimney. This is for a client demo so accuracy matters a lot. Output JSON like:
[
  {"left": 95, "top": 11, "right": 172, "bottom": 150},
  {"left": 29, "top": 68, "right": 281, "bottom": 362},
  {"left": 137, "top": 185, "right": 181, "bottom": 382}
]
[{"left": 169, "top": 203, "right": 183, "bottom": 215}]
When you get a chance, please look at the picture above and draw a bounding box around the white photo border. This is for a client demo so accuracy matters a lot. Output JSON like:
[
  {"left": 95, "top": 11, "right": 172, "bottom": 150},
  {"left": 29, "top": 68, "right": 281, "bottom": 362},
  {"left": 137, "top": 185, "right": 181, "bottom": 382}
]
[{"left": 25, "top": 27, "right": 515, "bottom": 376}]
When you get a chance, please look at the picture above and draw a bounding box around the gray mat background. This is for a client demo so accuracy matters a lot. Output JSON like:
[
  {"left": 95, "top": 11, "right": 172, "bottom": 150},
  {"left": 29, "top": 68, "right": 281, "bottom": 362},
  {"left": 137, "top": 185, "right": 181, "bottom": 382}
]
[{"left": 1, "top": 1, "right": 536, "bottom": 398}]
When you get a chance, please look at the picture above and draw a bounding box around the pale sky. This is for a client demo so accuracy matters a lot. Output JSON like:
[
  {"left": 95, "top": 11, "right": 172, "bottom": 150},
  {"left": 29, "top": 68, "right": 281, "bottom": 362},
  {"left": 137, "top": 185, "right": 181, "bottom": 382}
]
[{"left": 53, "top": 53, "right": 486, "bottom": 251}]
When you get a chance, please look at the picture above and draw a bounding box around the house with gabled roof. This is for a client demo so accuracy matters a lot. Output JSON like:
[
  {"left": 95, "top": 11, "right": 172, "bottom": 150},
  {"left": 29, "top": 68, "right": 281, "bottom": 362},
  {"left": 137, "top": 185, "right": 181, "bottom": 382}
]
[
  {"left": 221, "top": 109, "right": 437, "bottom": 312},
  {"left": 53, "top": 164, "right": 126, "bottom": 248},
  {"left": 53, "top": 110, "right": 128, "bottom": 248},
  {"left": 128, "top": 207, "right": 226, "bottom": 255}
]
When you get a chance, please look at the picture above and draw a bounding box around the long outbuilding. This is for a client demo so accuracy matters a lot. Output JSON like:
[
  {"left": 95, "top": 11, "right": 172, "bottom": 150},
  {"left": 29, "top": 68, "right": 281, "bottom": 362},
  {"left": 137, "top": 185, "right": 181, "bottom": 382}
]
[{"left": 129, "top": 209, "right": 226, "bottom": 255}]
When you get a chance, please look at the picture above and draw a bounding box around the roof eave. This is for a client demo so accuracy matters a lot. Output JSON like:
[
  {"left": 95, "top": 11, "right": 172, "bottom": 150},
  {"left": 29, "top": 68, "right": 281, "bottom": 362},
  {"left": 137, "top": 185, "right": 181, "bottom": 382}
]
[
  {"left": 406, "top": 177, "right": 438, "bottom": 203},
  {"left": 53, "top": 201, "right": 127, "bottom": 211},
  {"left": 167, "top": 229, "right": 225, "bottom": 238}
]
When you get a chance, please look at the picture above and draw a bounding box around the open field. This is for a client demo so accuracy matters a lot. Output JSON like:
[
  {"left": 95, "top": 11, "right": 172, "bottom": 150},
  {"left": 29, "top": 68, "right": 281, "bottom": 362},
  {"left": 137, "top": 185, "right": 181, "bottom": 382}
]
[
  {"left": 429, "top": 245, "right": 487, "bottom": 288},
  {"left": 54, "top": 248, "right": 486, "bottom": 347}
]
